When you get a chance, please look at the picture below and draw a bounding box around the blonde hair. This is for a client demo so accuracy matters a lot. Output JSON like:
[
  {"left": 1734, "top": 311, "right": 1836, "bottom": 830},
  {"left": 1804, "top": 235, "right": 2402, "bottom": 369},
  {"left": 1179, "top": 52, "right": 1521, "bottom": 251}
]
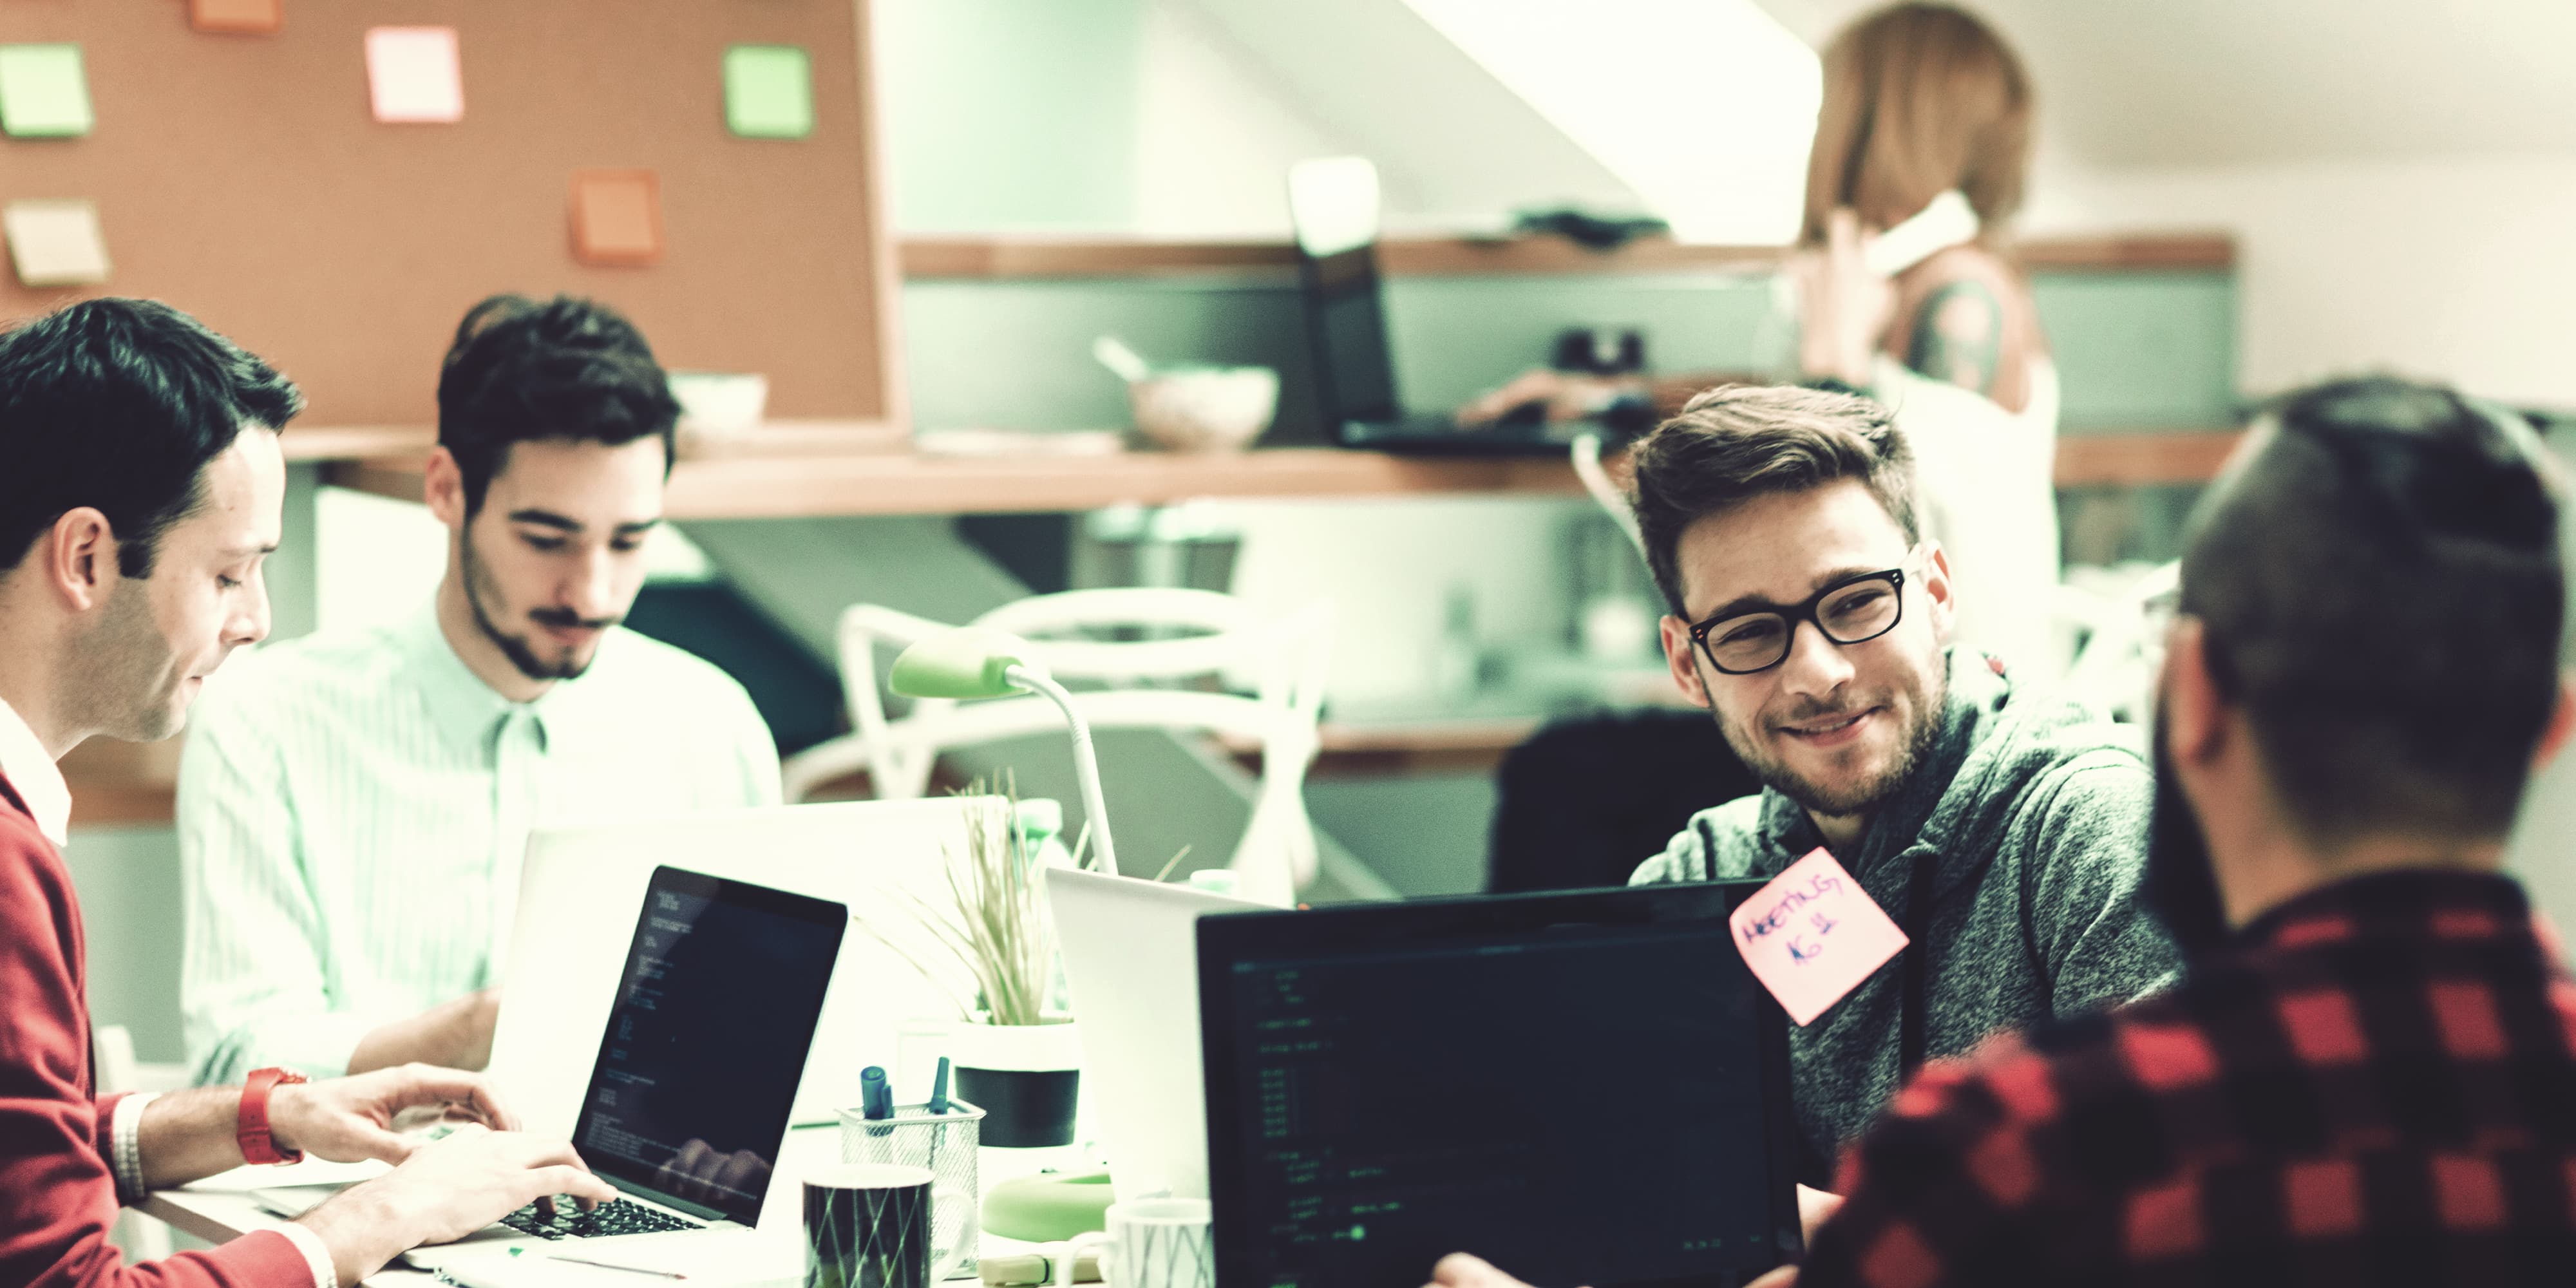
[{"left": 1801, "top": 3, "right": 2032, "bottom": 246}]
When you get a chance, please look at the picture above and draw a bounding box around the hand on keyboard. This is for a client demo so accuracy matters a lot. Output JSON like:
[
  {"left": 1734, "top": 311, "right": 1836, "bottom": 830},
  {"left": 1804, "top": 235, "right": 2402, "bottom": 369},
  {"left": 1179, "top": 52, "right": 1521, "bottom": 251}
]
[{"left": 501, "top": 1197, "right": 705, "bottom": 1240}]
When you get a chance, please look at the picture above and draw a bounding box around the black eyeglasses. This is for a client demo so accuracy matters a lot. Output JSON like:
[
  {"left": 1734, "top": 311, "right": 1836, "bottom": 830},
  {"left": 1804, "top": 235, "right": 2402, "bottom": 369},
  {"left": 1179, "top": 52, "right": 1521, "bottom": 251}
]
[{"left": 1687, "top": 564, "right": 1910, "bottom": 676}]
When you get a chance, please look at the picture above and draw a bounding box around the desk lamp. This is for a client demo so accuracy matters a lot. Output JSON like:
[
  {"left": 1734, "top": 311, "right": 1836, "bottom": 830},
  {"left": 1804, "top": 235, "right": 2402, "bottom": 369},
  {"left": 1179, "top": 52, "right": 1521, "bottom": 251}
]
[{"left": 889, "top": 627, "right": 1119, "bottom": 878}]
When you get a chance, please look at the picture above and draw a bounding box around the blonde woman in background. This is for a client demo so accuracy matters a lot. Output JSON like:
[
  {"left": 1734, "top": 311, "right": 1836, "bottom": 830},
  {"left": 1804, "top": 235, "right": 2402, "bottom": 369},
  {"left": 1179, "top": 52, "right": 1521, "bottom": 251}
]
[{"left": 1470, "top": 3, "right": 2065, "bottom": 680}]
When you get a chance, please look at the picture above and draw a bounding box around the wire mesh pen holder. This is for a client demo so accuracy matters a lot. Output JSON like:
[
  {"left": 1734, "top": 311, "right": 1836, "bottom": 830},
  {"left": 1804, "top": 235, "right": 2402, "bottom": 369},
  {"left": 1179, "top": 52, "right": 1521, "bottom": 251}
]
[{"left": 840, "top": 1099, "right": 986, "bottom": 1275}]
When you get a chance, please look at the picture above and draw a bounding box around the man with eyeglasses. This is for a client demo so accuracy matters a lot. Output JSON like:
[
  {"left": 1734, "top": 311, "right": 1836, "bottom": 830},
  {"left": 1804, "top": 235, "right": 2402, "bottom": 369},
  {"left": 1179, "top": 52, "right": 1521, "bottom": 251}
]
[
  {"left": 1623, "top": 384, "right": 2179, "bottom": 1185},
  {"left": 1439, "top": 377, "right": 2576, "bottom": 1288}
]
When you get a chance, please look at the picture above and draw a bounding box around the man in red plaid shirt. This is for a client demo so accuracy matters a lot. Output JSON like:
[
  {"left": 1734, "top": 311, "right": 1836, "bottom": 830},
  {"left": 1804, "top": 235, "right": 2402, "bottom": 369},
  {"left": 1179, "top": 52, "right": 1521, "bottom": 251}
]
[{"left": 1436, "top": 375, "right": 2576, "bottom": 1287}]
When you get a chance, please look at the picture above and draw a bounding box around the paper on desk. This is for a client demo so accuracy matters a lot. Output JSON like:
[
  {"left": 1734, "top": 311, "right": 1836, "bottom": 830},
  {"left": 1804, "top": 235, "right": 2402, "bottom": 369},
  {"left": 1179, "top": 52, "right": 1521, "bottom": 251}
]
[
  {"left": 1728, "top": 848, "right": 1908, "bottom": 1027},
  {"left": 426, "top": 1235, "right": 793, "bottom": 1287}
]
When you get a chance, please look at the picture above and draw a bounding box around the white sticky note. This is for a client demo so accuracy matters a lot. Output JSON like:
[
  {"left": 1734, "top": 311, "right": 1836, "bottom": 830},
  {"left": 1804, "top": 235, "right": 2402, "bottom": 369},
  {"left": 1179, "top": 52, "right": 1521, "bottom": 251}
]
[
  {"left": 365, "top": 26, "right": 462, "bottom": 124},
  {"left": 4, "top": 200, "right": 111, "bottom": 287},
  {"left": 1729, "top": 847, "right": 1910, "bottom": 1027}
]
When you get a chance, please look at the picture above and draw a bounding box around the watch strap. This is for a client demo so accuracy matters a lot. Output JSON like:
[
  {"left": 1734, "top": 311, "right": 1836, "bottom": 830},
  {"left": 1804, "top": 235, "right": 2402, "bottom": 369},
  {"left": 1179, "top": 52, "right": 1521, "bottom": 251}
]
[{"left": 238, "top": 1066, "right": 308, "bottom": 1166}]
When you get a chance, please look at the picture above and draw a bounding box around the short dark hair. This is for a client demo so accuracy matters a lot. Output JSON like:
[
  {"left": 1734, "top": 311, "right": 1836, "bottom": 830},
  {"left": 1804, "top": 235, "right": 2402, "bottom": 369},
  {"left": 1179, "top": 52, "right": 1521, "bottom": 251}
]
[
  {"left": 1629, "top": 384, "right": 1919, "bottom": 615},
  {"left": 435, "top": 294, "right": 681, "bottom": 517},
  {"left": 2183, "top": 376, "right": 2564, "bottom": 843},
  {"left": 0, "top": 298, "right": 302, "bottom": 578}
]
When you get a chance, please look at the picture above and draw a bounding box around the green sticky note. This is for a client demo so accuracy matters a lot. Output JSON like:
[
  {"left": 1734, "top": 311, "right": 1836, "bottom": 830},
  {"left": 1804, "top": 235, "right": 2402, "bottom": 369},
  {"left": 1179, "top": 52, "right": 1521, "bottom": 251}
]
[
  {"left": 0, "top": 44, "right": 94, "bottom": 138},
  {"left": 724, "top": 44, "right": 812, "bottom": 139}
]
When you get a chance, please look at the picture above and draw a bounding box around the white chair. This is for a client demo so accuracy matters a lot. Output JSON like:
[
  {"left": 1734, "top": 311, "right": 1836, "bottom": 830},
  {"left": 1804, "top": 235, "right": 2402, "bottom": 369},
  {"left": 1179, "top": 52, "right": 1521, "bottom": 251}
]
[
  {"left": 2054, "top": 561, "right": 2179, "bottom": 723},
  {"left": 782, "top": 589, "right": 1334, "bottom": 907}
]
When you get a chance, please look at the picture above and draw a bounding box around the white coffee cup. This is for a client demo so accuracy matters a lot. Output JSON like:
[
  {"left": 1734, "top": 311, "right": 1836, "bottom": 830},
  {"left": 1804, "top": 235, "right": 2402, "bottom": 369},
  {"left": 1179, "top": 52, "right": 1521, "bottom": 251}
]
[{"left": 1074, "top": 1198, "right": 1213, "bottom": 1288}]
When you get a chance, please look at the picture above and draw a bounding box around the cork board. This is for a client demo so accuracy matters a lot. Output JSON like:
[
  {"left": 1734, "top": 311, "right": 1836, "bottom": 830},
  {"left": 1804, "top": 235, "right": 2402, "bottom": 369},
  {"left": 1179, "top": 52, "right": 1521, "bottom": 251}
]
[{"left": 0, "top": 0, "right": 902, "bottom": 428}]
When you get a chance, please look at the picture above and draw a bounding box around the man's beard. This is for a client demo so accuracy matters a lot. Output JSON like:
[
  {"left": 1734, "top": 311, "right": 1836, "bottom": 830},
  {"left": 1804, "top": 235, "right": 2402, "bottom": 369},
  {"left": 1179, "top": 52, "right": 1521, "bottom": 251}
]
[
  {"left": 79, "top": 578, "right": 187, "bottom": 743},
  {"left": 462, "top": 536, "right": 614, "bottom": 684},
  {"left": 2143, "top": 705, "right": 2232, "bottom": 961},
  {"left": 1718, "top": 667, "right": 1946, "bottom": 820}
]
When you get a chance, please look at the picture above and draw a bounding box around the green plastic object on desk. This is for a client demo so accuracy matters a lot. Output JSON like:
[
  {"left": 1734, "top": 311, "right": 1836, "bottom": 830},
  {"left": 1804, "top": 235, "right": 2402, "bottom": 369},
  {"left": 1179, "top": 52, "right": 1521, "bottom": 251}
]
[
  {"left": 889, "top": 628, "right": 1034, "bottom": 699},
  {"left": 982, "top": 1170, "right": 1117, "bottom": 1242}
]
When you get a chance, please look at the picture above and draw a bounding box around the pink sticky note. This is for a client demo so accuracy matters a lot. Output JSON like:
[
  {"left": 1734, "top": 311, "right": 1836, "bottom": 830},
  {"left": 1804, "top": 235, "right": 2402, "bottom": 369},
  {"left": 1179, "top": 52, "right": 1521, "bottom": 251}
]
[
  {"left": 1729, "top": 848, "right": 1909, "bottom": 1027},
  {"left": 365, "top": 26, "right": 462, "bottom": 124}
]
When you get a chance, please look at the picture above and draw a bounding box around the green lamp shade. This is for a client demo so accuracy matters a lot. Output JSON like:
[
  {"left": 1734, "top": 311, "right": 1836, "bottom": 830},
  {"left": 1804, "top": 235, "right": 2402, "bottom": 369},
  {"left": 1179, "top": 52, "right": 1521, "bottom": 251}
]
[{"left": 889, "top": 627, "right": 1035, "bottom": 699}]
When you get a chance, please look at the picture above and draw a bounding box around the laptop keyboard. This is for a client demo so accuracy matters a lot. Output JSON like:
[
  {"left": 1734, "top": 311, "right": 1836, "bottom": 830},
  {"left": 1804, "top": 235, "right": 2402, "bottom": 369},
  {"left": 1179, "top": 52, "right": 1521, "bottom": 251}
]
[{"left": 501, "top": 1197, "right": 704, "bottom": 1240}]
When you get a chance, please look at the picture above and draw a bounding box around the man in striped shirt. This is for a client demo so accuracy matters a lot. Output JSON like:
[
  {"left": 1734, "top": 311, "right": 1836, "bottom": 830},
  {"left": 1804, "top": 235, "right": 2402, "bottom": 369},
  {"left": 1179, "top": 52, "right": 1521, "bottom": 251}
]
[{"left": 181, "top": 295, "right": 782, "bottom": 1088}]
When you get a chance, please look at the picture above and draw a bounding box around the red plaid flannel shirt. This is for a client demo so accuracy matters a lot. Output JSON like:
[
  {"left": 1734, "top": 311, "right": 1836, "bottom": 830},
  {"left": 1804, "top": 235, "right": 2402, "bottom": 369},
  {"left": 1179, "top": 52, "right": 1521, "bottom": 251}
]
[{"left": 1799, "top": 869, "right": 2576, "bottom": 1287}]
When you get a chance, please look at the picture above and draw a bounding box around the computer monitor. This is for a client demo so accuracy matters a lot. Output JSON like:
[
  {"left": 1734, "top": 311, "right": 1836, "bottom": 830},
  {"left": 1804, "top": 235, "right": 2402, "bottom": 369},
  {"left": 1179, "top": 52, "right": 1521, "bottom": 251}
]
[
  {"left": 1197, "top": 884, "right": 1801, "bottom": 1288},
  {"left": 574, "top": 865, "right": 846, "bottom": 1227}
]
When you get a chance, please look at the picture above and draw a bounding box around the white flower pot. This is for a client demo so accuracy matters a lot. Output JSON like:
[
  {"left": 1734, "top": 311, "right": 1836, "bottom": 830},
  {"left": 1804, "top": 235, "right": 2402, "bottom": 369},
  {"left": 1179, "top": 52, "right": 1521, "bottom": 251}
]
[{"left": 949, "top": 1016, "right": 1082, "bottom": 1148}]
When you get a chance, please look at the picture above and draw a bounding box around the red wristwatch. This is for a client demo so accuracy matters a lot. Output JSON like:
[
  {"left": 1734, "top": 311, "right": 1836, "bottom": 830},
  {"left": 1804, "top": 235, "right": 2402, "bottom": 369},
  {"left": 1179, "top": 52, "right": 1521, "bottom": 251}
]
[{"left": 238, "top": 1067, "right": 308, "bottom": 1166}]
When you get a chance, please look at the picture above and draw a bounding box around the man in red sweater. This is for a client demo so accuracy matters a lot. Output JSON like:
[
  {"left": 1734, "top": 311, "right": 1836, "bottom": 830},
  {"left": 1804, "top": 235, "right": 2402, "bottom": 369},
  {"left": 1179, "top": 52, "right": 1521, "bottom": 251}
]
[{"left": 0, "top": 299, "right": 616, "bottom": 1287}]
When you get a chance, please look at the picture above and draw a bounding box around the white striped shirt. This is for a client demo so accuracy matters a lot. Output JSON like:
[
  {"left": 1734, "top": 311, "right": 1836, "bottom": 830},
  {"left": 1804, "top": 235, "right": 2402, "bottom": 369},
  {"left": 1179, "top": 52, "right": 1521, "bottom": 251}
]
[{"left": 180, "top": 600, "right": 781, "bottom": 1086}]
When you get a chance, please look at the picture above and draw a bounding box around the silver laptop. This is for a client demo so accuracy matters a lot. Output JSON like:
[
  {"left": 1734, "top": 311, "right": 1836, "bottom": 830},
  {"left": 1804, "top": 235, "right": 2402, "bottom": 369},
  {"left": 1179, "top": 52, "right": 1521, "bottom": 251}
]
[
  {"left": 258, "top": 864, "right": 845, "bottom": 1274},
  {"left": 1044, "top": 867, "right": 1261, "bottom": 1204}
]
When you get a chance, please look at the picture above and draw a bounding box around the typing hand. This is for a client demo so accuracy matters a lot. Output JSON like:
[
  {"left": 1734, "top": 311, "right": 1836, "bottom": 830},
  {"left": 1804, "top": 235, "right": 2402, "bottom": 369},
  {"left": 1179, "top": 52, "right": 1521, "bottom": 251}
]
[
  {"left": 269, "top": 1062, "right": 521, "bottom": 1165},
  {"left": 297, "top": 1132, "right": 616, "bottom": 1286},
  {"left": 1457, "top": 369, "right": 1628, "bottom": 426},
  {"left": 650, "top": 1138, "right": 774, "bottom": 1205}
]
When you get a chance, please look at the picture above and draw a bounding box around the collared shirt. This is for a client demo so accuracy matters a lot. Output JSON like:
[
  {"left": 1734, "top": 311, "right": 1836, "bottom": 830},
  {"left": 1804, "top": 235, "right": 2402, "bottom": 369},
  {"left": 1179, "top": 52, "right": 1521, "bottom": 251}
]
[
  {"left": 180, "top": 600, "right": 780, "bottom": 1086},
  {"left": 1, "top": 768, "right": 333, "bottom": 1288},
  {"left": 0, "top": 696, "right": 71, "bottom": 846},
  {"left": 1801, "top": 869, "right": 2576, "bottom": 1287}
]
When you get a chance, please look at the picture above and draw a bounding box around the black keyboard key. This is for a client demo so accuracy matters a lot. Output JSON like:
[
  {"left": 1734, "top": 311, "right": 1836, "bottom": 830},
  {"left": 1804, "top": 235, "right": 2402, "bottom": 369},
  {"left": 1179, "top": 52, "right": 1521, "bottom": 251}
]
[{"left": 502, "top": 1197, "right": 703, "bottom": 1240}]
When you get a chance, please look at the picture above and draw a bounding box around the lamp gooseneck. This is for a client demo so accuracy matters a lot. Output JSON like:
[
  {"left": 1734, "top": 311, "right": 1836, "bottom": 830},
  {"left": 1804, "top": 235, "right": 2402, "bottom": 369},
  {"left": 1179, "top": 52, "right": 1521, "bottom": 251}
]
[{"left": 887, "top": 628, "right": 1120, "bottom": 878}]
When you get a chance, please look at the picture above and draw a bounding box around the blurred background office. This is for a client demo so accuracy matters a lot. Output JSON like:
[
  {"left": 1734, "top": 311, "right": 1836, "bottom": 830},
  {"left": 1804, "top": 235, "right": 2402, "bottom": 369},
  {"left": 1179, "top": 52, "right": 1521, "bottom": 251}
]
[{"left": 22, "top": 0, "right": 2576, "bottom": 1074}]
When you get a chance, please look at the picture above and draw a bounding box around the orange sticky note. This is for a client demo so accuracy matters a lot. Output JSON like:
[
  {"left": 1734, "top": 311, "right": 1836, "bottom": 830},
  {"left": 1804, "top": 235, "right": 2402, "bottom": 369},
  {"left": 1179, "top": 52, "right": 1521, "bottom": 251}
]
[
  {"left": 569, "top": 170, "right": 663, "bottom": 267},
  {"left": 190, "top": 0, "right": 283, "bottom": 35},
  {"left": 4, "top": 200, "right": 111, "bottom": 287},
  {"left": 365, "top": 26, "right": 461, "bottom": 124},
  {"left": 1729, "top": 848, "right": 1909, "bottom": 1027}
]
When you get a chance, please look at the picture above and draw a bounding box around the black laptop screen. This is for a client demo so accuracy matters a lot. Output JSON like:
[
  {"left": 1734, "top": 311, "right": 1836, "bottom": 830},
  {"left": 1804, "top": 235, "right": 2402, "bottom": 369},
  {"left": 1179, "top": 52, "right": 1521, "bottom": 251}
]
[
  {"left": 574, "top": 866, "right": 846, "bottom": 1225},
  {"left": 1201, "top": 890, "right": 1795, "bottom": 1288},
  {"left": 1302, "top": 245, "right": 1401, "bottom": 422}
]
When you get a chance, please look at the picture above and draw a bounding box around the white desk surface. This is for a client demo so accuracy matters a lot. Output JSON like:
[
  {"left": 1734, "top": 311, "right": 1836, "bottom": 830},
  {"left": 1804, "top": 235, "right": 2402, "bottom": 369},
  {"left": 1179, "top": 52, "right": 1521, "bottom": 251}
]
[{"left": 140, "top": 1126, "right": 1059, "bottom": 1287}]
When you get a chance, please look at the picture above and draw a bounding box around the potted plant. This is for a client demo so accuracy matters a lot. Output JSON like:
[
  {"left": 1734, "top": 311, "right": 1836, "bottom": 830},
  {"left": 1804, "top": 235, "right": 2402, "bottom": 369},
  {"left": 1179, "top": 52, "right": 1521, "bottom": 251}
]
[{"left": 861, "top": 780, "right": 1090, "bottom": 1148}]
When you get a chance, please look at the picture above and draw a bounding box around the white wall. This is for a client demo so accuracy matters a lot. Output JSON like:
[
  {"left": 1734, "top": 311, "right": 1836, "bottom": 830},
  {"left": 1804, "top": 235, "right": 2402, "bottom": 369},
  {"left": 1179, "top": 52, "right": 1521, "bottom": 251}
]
[
  {"left": 1133, "top": 0, "right": 1351, "bottom": 238},
  {"left": 2025, "top": 153, "right": 2576, "bottom": 406}
]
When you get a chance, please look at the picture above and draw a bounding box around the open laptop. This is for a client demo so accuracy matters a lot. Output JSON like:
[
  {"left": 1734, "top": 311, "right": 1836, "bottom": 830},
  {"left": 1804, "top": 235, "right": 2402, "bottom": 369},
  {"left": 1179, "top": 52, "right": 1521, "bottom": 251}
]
[
  {"left": 488, "top": 799, "right": 983, "bottom": 1144},
  {"left": 260, "top": 864, "right": 846, "bottom": 1274},
  {"left": 1289, "top": 155, "right": 1638, "bottom": 457},
  {"left": 1197, "top": 882, "right": 1801, "bottom": 1288},
  {"left": 1045, "top": 867, "right": 1264, "bottom": 1204}
]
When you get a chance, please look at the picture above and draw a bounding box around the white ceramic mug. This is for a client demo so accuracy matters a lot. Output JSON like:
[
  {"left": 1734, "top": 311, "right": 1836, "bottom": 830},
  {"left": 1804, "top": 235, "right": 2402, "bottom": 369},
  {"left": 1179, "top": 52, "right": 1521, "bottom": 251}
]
[{"left": 1074, "top": 1198, "right": 1213, "bottom": 1288}]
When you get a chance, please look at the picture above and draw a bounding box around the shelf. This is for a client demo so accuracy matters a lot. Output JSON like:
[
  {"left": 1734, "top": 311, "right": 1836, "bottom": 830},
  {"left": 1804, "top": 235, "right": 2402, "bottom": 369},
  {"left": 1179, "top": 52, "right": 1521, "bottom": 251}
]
[
  {"left": 319, "top": 428, "right": 2244, "bottom": 518},
  {"left": 898, "top": 231, "right": 2237, "bottom": 280}
]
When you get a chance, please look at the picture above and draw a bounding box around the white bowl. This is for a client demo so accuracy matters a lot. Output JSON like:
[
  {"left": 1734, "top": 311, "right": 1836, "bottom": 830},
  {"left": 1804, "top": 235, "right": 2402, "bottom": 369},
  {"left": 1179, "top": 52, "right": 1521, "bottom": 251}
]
[
  {"left": 1126, "top": 366, "right": 1278, "bottom": 453},
  {"left": 668, "top": 370, "right": 769, "bottom": 442}
]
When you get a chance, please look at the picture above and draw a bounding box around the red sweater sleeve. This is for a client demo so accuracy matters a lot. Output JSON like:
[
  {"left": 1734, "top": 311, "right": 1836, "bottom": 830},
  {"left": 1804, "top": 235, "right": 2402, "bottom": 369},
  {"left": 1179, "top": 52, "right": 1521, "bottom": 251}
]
[{"left": 0, "top": 804, "right": 314, "bottom": 1288}]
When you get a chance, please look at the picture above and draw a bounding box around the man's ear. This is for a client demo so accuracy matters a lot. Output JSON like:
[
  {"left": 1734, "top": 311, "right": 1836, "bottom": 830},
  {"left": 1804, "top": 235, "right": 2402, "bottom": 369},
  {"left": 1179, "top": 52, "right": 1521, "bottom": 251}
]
[
  {"left": 41, "top": 507, "right": 118, "bottom": 612},
  {"left": 2533, "top": 672, "right": 2576, "bottom": 770},
  {"left": 1660, "top": 615, "right": 1713, "bottom": 710},
  {"left": 2161, "top": 616, "right": 2227, "bottom": 769},
  {"left": 1918, "top": 541, "right": 1955, "bottom": 644},
  {"left": 422, "top": 447, "right": 468, "bottom": 531}
]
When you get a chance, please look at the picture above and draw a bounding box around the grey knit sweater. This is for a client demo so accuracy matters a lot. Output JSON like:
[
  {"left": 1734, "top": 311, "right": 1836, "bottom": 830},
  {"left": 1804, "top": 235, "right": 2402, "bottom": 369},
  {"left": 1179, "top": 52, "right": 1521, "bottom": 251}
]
[{"left": 1631, "top": 658, "right": 2179, "bottom": 1182}]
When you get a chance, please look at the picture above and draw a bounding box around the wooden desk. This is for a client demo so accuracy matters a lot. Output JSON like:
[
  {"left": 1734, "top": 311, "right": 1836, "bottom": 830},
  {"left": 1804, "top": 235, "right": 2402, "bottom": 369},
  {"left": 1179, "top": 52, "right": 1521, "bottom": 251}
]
[{"left": 140, "top": 1127, "right": 1044, "bottom": 1287}]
